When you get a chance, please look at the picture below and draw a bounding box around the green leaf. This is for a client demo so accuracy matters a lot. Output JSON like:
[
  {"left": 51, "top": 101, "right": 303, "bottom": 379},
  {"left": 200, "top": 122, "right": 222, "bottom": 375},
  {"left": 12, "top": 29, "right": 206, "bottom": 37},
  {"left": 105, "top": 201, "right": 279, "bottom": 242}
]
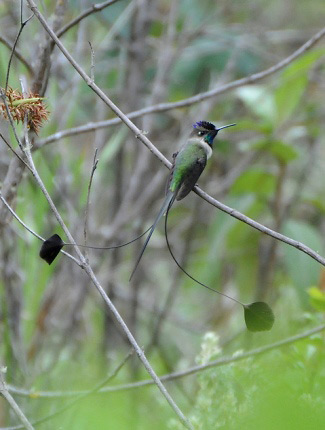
[
  {"left": 98, "top": 127, "right": 128, "bottom": 166},
  {"left": 275, "top": 49, "right": 325, "bottom": 123},
  {"left": 275, "top": 74, "right": 307, "bottom": 123},
  {"left": 236, "top": 86, "right": 276, "bottom": 123},
  {"left": 308, "top": 287, "right": 325, "bottom": 312},
  {"left": 244, "top": 302, "right": 275, "bottom": 332},
  {"left": 247, "top": 139, "right": 299, "bottom": 163},
  {"left": 233, "top": 120, "right": 273, "bottom": 135},
  {"left": 305, "top": 198, "right": 325, "bottom": 214},
  {"left": 231, "top": 169, "right": 276, "bottom": 196},
  {"left": 283, "top": 49, "right": 325, "bottom": 79},
  {"left": 269, "top": 140, "right": 299, "bottom": 163},
  {"left": 150, "top": 20, "right": 164, "bottom": 37}
]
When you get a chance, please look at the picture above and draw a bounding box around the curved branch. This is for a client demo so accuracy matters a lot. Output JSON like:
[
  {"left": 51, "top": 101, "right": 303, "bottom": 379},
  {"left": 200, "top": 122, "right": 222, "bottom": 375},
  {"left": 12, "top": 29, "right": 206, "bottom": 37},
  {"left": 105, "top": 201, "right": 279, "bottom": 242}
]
[
  {"left": 56, "top": 0, "right": 121, "bottom": 38},
  {"left": 8, "top": 324, "right": 325, "bottom": 398},
  {"left": 194, "top": 187, "right": 325, "bottom": 267},
  {"left": 37, "top": 25, "right": 325, "bottom": 147}
]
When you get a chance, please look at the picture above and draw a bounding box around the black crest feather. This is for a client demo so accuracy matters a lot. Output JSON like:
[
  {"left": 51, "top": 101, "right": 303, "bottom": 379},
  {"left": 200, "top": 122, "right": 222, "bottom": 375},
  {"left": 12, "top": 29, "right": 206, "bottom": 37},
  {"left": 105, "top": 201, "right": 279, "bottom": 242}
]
[
  {"left": 193, "top": 121, "right": 216, "bottom": 131},
  {"left": 39, "top": 234, "right": 64, "bottom": 265}
]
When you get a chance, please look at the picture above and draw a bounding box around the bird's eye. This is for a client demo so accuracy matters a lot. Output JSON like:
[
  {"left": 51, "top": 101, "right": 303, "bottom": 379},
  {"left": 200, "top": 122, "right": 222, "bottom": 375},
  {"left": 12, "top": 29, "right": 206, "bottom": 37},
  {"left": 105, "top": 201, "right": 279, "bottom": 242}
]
[{"left": 198, "top": 131, "right": 205, "bottom": 136}]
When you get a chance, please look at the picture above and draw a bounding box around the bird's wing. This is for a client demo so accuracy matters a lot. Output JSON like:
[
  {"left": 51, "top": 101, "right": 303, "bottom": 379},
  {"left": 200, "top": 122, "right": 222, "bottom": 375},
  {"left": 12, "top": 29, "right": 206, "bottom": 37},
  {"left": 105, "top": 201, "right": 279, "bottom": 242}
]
[
  {"left": 165, "top": 151, "right": 178, "bottom": 195},
  {"left": 176, "top": 155, "right": 207, "bottom": 201}
]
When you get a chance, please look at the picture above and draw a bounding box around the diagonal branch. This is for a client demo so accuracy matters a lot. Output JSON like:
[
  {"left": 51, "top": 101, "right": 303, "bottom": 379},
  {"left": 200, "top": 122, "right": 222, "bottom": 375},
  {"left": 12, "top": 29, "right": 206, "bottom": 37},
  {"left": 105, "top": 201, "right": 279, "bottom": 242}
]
[
  {"left": 25, "top": 1, "right": 325, "bottom": 271},
  {"left": 0, "top": 191, "right": 81, "bottom": 266},
  {"left": 193, "top": 187, "right": 325, "bottom": 266},
  {"left": 0, "top": 367, "right": 34, "bottom": 430},
  {"left": 0, "top": 35, "right": 34, "bottom": 75},
  {"left": 37, "top": 25, "right": 325, "bottom": 147},
  {"left": 13, "top": 6, "right": 192, "bottom": 428}
]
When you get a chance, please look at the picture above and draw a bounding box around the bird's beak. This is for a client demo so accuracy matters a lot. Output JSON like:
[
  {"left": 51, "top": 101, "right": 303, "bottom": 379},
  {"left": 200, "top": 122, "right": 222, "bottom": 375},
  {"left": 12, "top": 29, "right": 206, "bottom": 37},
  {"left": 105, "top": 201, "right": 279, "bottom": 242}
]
[
  {"left": 216, "top": 123, "right": 236, "bottom": 131},
  {"left": 208, "top": 123, "right": 236, "bottom": 146}
]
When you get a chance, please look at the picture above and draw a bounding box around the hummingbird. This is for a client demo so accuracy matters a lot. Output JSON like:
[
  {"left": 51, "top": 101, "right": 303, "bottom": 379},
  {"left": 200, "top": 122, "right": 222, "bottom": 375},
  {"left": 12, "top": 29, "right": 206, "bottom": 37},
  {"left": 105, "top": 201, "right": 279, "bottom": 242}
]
[{"left": 129, "top": 120, "right": 236, "bottom": 280}]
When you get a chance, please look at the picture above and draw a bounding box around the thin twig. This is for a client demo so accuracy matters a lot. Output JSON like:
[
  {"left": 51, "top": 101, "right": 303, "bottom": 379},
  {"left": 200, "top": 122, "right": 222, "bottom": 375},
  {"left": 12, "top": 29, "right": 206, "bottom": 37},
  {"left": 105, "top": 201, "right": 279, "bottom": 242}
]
[
  {"left": 84, "top": 148, "right": 98, "bottom": 247},
  {"left": 56, "top": 0, "right": 121, "bottom": 38},
  {"left": 194, "top": 186, "right": 325, "bottom": 267},
  {"left": 0, "top": 88, "right": 25, "bottom": 153},
  {"left": 0, "top": 367, "right": 35, "bottom": 430},
  {"left": 8, "top": 323, "right": 325, "bottom": 399},
  {"left": 2, "top": 350, "right": 134, "bottom": 430},
  {"left": 26, "top": 0, "right": 169, "bottom": 163},
  {"left": 88, "top": 41, "right": 95, "bottom": 83},
  {"left": 0, "top": 191, "right": 81, "bottom": 266},
  {"left": 37, "top": 25, "right": 325, "bottom": 147},
  {"left": 5, "top": 6, "right": 34, "bottom": 92},
  {"left": 0, "top": 132, "right": 33, "bottom": 173},
  {"left": 0, "top": 35, "right": 34, "bottom": 75}
]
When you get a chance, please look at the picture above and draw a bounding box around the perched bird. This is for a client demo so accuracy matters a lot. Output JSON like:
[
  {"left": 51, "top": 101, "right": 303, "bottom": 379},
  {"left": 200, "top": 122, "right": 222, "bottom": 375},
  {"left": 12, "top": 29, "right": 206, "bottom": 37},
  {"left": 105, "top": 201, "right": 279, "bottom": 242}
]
[{"left": 129, "top": 120, "right": 235, "bottom": 280}]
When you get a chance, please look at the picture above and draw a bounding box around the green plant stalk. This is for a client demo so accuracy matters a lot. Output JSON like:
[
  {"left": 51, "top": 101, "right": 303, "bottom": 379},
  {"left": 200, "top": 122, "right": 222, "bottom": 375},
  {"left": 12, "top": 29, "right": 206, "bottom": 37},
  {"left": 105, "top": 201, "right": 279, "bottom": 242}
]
[{"left": 11, "top": 97, "right": 44, "bottom": 106}]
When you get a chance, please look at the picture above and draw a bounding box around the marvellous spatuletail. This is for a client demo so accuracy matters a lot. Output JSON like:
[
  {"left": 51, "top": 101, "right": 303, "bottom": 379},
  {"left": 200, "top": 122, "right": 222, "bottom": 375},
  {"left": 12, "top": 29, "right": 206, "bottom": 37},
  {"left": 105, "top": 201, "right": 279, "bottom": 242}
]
[{"left": 129, "top": 121, "right": 236, "bottom": 281}]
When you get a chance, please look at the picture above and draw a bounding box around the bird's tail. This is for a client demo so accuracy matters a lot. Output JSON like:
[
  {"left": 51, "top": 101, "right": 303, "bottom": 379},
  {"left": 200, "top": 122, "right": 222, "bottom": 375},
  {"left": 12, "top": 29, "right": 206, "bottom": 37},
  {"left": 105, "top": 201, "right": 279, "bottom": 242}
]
[{"left": 129, "top": 190, "right": 176, "bottom": 281}]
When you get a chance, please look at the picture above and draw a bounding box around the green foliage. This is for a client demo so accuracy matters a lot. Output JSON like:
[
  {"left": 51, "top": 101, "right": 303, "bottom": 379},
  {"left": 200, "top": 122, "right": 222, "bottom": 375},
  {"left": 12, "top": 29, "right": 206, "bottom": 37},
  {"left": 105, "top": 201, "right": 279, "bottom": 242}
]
[
  {"left": 231, "top": 169, "right": 276, "bottom": 196},
  {"left": 169, "top": 328, "right": 325, "bottom": 430},
  {"left": 236, "top": 86, "right": 277, "bottom": 124},
  {"left": 308, "top": 287, "right": 325, "bottom": 312},
  {"left": 267, "top": 140, "right": 299, "bottom": 163},
  {"left": 282, "top": 221, "right": 321, "bottom": 293}
]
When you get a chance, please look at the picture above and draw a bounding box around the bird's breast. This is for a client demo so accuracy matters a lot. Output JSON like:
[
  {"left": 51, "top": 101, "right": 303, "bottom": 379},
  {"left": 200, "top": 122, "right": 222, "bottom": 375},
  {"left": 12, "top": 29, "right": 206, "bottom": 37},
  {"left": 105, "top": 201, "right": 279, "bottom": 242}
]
[{"left": 198, "top": 141, "right": 212, "bottom": 159}]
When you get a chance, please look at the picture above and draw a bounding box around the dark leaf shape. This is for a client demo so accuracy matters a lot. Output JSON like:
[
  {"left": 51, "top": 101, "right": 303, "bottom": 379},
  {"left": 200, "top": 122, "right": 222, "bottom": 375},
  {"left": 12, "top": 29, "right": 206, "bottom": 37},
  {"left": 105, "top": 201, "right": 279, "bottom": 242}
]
[
  {"left": 39, "top": 234, "right": 64, "bottom": 265},
  {"left": 244, "top": 302, "right": 275, "bottom": 332}
]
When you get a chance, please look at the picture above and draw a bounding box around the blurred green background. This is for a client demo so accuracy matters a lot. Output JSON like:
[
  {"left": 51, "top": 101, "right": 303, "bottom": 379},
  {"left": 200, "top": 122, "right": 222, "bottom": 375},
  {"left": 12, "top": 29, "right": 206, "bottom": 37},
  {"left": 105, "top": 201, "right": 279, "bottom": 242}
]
[{"left": 0, "top": 0, "right": 325, "bottom": 428}]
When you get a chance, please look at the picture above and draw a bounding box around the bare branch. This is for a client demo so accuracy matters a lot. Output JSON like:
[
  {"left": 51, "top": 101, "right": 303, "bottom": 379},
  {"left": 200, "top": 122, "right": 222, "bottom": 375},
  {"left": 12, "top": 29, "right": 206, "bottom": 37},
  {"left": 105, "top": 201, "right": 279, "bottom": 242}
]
[
  {"left": 56, "top": 0, "right": 121, "bottom": 38},
  {"left": 0, "top": 367, "right": 35, "bottom": 430},
  {"left": 0, "top": 191, "right": 81, "bottom": 266},
  {"left": 84, "top": 148, "right": 98, "bottom": 247},
  {"left": 26, "top": 0, "right": 170, "bottom": 163},
  {"left": 2, "top": 350, "right": 134, "bottom": 430},
  {"left": 0, "top": 35, "right": 34, "bottom": 75},
  {"left": 0, "top": 132, "right": 32, "bottom": 173},
  {"left": 8, "top": 323, "right": 325, "bottom": 399},
  {"left": 194, "top": 186, "right": 325, "bottom": 267},
  {"left": 88, "top": 41, "right": 95, "bottom": 83},
  {"left": 37, "top": 25, "right": 325, "bottom": 147},
  {"left": 4, "top": 10, "right": 34, "bottom": 91}
]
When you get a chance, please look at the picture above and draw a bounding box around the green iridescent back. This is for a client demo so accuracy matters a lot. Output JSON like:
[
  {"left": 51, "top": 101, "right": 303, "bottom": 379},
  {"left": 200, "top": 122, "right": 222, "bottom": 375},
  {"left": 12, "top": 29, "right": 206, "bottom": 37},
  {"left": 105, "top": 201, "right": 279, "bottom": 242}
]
[{"left": 169, "top": 143, "right": 207, "bottom": 194}]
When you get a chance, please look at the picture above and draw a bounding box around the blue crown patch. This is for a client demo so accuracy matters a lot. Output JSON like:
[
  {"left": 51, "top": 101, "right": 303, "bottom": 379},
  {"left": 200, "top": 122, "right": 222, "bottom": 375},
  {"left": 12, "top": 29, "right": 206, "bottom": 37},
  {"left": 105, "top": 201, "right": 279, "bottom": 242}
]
[{"left": 193, "top": 121, "right": 216, "bottom": 131}]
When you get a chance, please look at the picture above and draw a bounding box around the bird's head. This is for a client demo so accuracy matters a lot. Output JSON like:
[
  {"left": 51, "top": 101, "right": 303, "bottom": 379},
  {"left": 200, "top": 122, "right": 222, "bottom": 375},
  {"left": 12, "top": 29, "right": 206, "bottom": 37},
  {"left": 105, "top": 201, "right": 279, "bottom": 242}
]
[{"left": 191, "top": 121, "right": 236, "bottom": 147}]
